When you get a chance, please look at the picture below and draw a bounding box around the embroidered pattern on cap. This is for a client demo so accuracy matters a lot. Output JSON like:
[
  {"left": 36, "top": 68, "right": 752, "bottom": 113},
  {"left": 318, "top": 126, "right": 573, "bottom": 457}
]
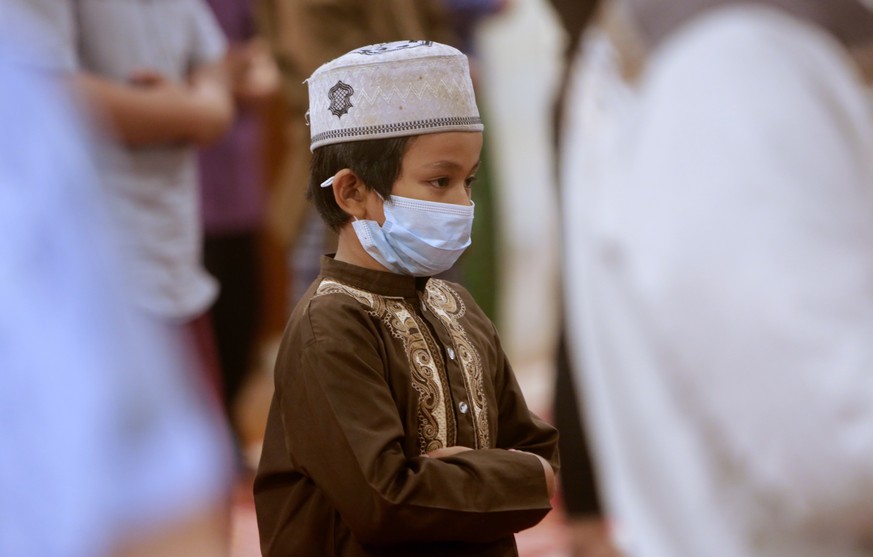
[{"left": 328, "top": 81, "right": 354, "bottom": 118}]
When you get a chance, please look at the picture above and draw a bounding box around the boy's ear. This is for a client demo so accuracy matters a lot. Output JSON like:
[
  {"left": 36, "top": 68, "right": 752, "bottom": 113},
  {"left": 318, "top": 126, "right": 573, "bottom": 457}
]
[{"left": 332, "top": 169, "right": 369, "bottom": 220}]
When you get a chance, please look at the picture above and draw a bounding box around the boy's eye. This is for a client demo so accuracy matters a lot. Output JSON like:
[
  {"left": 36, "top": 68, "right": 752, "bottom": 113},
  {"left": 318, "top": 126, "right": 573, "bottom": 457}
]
[
  {"left": 465, "top": 175, "right": 478, "bottom": 189},
  {"left": 428, "top": 177, "right": 451, "bottom": 188}
]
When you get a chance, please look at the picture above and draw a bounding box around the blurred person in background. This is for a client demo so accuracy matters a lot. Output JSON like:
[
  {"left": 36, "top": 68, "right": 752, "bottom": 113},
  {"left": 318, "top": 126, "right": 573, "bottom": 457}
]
[
  {"left": 12, "top": 0, "right": 235, "bottom": 397},
  {"left": 564, "top": 0, "right": 873, "bottom": 555},
  {"left": 549, "top": 0, "right": 600, "bottom": 145},
  {"left": 198, "top": 0, "right": 280, "bottom": 464},
  {"left": 439, "top": 0, "right": 508, "bottom": 75},
  {"left": 0, "top": 10, "right": 233, "bottom": 557},
  {"left": 548, "top": 0, "right": 625, "bottom": 554},
  {"left": 258, "top": 0, "right": 456, "bottom": 308}
]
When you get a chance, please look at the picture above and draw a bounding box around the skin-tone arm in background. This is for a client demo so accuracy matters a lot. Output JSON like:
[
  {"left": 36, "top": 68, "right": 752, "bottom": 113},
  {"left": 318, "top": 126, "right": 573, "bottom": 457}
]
[
  {"left": 226, "top": 38, "right": 281, "bottom": 105},
  {"left": 72, "top": 60, "right": 234, "bottom": 148}
]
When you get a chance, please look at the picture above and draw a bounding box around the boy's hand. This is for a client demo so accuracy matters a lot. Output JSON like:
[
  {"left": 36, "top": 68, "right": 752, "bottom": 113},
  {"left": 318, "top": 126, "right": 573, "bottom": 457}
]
[{"left": 425, "top": 446, "right": 473, "bottom": 459}]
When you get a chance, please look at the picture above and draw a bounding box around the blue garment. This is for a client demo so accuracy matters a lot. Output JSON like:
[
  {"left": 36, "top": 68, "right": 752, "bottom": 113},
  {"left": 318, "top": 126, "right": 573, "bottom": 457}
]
[
  {"left": 0, "top": 17, "right": 231, "bottom": 557},
  {"left": 199, "top": 0, "right": 266, "bottom": 234}
]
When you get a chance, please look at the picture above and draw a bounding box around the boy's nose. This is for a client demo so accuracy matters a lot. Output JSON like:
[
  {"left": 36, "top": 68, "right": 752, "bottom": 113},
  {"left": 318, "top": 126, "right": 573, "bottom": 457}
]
[{"left": 446, "top": 185, "right": 473, "bottom": 206}]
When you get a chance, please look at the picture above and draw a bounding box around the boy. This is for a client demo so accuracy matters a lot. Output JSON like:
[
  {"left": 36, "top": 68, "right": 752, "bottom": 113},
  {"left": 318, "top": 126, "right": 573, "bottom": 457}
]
[{"left": 254, "top": 40, "right": 559, "bottom": 556}]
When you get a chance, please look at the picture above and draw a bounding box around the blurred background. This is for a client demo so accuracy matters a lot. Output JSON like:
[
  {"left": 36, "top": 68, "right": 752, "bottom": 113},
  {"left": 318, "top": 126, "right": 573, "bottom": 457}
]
[
  {"left": 2, "top": 0, "right": 583, "bottom": 555},
  {"left": 4, "top": 0, "right": 871, "bottom": 556}
]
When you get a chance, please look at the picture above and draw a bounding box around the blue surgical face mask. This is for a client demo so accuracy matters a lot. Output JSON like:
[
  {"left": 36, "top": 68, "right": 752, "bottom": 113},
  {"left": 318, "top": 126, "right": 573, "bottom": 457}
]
[{"left": 352, "top": 194, "right": 475, "bottom": 277}]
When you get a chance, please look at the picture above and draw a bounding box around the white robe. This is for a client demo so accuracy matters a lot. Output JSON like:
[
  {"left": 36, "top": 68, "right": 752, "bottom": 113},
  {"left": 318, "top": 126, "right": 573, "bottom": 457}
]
[{"left": 563, "top": 5, "right": 873, "bottom": 557}]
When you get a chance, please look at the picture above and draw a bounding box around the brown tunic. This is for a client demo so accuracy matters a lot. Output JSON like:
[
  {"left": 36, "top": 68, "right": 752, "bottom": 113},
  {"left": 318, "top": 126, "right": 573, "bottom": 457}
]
[{"left": 255, "top": 256, "right": 559, "bottom": 556}]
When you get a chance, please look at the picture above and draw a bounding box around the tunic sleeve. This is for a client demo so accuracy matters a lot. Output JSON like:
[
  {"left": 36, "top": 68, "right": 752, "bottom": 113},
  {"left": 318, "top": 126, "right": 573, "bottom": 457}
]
[{"left": 274, "top": 296, "right": 553, "bottom": 546}]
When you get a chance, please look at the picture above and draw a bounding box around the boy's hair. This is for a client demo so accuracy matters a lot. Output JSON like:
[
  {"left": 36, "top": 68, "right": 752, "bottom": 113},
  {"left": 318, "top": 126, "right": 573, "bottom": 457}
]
[{"left": 308, "top": 136, "right": 413, "bottom": 232}]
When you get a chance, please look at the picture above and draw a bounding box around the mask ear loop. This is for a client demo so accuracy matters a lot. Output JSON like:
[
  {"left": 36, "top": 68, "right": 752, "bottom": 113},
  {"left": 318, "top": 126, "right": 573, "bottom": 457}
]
[{"left": 324, "top": 174, "right": 389, "bottom": 203}]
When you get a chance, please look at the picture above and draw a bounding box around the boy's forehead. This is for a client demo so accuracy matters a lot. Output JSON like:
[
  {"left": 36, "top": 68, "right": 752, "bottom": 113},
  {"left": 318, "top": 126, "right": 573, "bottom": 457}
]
[
  {"left": 402, "top": 132, "right": 484, "bottom": 168},
  {"left": 306, "top": 40, "right": 483, "bottom": 151}
]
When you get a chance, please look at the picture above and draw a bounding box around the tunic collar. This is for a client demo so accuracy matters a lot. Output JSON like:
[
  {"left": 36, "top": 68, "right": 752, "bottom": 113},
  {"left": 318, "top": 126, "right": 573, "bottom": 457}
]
[{"left": 318, "top": 255, "right": 430, "bottom": 298}]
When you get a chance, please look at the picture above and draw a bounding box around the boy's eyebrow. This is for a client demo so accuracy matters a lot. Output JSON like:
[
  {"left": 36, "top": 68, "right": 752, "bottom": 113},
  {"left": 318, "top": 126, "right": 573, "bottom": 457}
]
[{"left": 423, "top": 160, "right": 481, "bottom": 172}]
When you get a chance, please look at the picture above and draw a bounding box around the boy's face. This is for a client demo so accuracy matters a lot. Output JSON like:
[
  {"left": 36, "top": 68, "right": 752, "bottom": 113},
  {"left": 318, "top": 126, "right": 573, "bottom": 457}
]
[{"left": 363, "top": 131, "right": 482, "bottom": 225}]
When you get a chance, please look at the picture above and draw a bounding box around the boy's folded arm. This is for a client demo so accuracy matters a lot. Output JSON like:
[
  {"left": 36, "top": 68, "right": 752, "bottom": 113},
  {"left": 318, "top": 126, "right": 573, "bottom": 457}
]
[{"left": 280, "top": 337, "right": 553, "bottom": 546}]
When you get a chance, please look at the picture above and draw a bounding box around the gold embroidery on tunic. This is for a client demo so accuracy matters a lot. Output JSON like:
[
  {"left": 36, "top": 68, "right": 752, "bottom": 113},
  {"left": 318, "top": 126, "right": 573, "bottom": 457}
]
[
  {"left": 423, "top": 280, "right": 491, "bottom": 449},
  {"left": 314, "top": 279, "right": 455, "bottom": 453}
]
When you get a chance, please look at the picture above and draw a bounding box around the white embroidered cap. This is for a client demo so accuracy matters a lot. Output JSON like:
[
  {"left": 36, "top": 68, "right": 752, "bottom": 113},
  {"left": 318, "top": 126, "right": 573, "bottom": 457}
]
[{"left": 306, "top": 40, "right": 483, "bottom": 151}]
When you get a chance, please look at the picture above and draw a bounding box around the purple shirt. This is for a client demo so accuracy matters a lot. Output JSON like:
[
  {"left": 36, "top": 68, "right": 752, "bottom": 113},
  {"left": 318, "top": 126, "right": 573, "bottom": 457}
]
[{"left": 199, "top": 0, "right": 265, "bottom": 234}]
